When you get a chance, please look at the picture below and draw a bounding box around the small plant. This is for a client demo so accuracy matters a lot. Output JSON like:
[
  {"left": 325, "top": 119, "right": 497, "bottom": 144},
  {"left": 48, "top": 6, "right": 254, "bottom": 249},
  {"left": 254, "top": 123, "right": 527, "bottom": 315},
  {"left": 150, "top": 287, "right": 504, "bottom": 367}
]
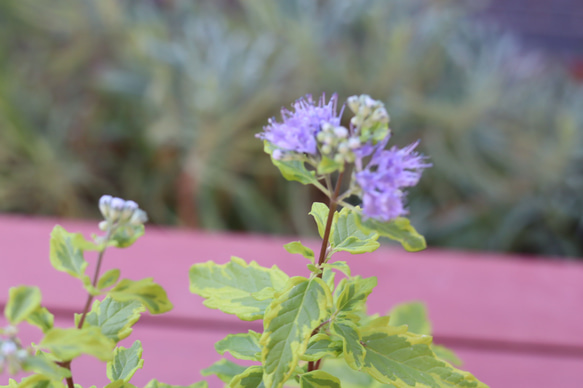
[
  {"left": 1, "top": 94, "right": 488, "bottom": 388},
  {"left": 189, "top": 94, "right": 488, "bottom": 387},
  {"left": 0, "top": 197, "right": 189, "bottom": 388}
]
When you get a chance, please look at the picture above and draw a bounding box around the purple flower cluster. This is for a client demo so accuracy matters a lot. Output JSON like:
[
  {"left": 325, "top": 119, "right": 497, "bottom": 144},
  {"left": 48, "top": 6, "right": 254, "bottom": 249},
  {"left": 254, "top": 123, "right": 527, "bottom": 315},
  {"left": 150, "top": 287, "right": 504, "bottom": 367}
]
[
  {"left": 355, "top": 138, "right": 430, "bottom": 221},
  {"left": 257, "top": 94, "right": 342, "bottom": 157}
]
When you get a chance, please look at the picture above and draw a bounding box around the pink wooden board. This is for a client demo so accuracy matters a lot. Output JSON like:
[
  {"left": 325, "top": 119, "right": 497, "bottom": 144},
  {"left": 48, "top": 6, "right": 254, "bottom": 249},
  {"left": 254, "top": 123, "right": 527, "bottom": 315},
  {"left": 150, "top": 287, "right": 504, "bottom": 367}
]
[{"left": 1, "top": 215, "right": 583, "bottom": 387}]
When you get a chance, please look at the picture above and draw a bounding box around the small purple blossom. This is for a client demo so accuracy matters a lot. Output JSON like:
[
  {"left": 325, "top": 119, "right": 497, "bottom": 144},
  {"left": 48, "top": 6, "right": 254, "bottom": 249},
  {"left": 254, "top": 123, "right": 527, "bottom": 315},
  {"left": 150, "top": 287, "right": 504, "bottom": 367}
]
[
  {"left": 257, "top": 93, "right": 342, "bottom": 155},
  {"left": 355, "top": 138, "right": 430, "bottom": 221}
]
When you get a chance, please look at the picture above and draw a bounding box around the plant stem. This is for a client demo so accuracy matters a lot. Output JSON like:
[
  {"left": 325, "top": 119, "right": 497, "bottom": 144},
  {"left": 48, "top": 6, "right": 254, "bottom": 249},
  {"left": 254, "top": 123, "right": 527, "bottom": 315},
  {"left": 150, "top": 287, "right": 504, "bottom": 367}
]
[
  {"left": 62, "top": 231, "right": 111, "bottom": 388},
  {"left": 308, "top": 171, "right": 344, "bottom": 372}
]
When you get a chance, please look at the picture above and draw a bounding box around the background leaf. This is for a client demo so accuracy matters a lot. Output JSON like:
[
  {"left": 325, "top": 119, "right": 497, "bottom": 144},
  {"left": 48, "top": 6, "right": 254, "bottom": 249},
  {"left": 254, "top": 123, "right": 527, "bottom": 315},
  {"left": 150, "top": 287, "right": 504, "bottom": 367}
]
[
  {"left": 5, "top": 286, "right": 41, "bottom": 324},
  {"left": 40, "top": 327, "right": 115, "bottom": 361},
  {"left": 107, "top": 340, "right": 144, "bottom": 382},
  {"left": 110, "top": 278, "right": 173, "bottom": 315}
]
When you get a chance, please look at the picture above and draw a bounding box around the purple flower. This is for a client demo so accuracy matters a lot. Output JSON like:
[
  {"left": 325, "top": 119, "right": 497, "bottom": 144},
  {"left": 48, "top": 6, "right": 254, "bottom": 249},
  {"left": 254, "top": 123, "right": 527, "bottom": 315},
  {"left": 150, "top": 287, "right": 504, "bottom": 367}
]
[
  {"left": 355, "top": 138, "right": 430, "bottom": 221},
  {"left": 257, "top": 93, "right": 342, "bottom": 155}
]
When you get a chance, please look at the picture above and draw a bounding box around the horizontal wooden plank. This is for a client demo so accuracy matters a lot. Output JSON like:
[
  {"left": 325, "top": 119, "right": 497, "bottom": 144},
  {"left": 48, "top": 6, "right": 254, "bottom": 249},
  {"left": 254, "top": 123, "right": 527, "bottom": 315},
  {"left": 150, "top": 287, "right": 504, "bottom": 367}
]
[{"left": 1, "top": 215, "right": 582, "bottom": 351}]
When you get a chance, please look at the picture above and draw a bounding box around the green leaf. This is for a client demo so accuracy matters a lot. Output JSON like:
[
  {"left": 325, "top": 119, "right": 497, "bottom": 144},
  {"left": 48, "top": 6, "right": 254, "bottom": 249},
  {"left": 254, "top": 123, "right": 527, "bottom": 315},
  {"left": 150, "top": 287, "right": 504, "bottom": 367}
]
[
  {"left": 317, "top": 156, "right": 343, "bottom": 175},
  {"left": 299, "top": 371, "right": 341, "bottom": 388},
  {"left": 334, "top": 276, "right": 377, "bottom": 314},
  {"left": 104, "top": 381, "right": 137, "bottom": 388},
  {"left": 284, "top": 241, "right": 315, "bottom": 263},
  {"left": 49, "top": 225, "right": 96, "bottom": 278},
  {"left": 307, "top": 264, "right": 322, "bottom": 275},
  {"left": 320, "top": 358, "right": 384, "bottom": 388},
  {"left": 215, "top": 330, "right": 262, "bottom": 361},
  {"left": 321, "top": 261, "right": 351, "bottom": 277},
  {"left": 26, "top": 307, "right": 55, "bottom": 333},
  {"left": 144, "top": 381, "right": 207, "bottom": 388},
  {"left": 433, "top": 345, "right": 463, "bottom": 366},
  {"left": 331, "top": 208, "right": 380, "bottom": 255},
  {"left": 301, "top": 333, "right": 342, "bottom": 362},
  {"left": 110, "top": 278, "right": 173, "bottom": 315},
  {"left": 388, "top": 302, "right": 431, "bottom": 335},
  {"left": 40, "top": 327, "right": 115, "bottom": 361},
  {"left": 98, "top": 269, "right": 121, "bottom": 290},
  {"left": 83, "top": 296, "right": 145, "bottom": 342},
  {"left": 330, "top": 320, "right": 366, "bottom": 370},
  {"left": 107, "top": 341, "right": 144, "bottom": 382},
  {"left": 189, "top": 257, "right": 289, "bottom": 321},
  {"left": 322, "top": 268, "right": 335, "bottom": 294},
  {"left": 260, "top": 277, "right": 332, "bottom": 388},
  {"left": 5, "top": 286, "right": 41, "bottom": 324},
  {"left": 309, "top": 203, "right": 330, "bottom": 239},
  {"left": 18, "top": 374, "right": 66, "bottom": 388},
  {"left": 21, "top": 354, "right": 71, "bottom": 379},
  {"left": 355, "top": 214, "right": 426, "bottom": 252},
  {"left": 82, "top": 275, "right": 102, "bottom": 296},
  {"left": 200, "top": 359, "right": 247, "bottom": 384},
  {"left": 230, "top": 365, "right": 265, "bottom": 388},
  {"left": 360, "top": 325, "right": 487, "bottom": 387},
  {"left": 264, "top": 141, "right": 317, "bottom": 185},
  {"left": 108, "top": 225, "right": 145, "bottom": 249}
]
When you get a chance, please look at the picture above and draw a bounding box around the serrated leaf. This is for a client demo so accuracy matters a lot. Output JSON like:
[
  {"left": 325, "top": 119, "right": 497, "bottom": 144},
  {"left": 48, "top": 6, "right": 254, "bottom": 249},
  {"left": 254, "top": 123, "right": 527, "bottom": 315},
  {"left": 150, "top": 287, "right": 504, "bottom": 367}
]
[
  {"left": 361, "top": 325, "right": 488, "bottom": 387},
  {"left": 230, "top": 365, "right": 265, "bottom": 388},
  {"left": 299, "top": 370, "right": 341, "bottom": 388},
  {"left": 82, "top": 275, "right": 102, "bottom": 296},
  {"left": 215, "top": 330, "right": 262, "bottom": 361},
  {"left": 321, "top": 261, "right": 351, "bottom": 277},
  {"left": 284, "top": 241, "right": 315, "bottom": 263},
  {"left": 110, "top": 278, "right": 172, "bottom": 315},
  {"left": 40, "top": 327, "right": 115, "bottom": 361},
  {"left": 433, "top": 345, "right": 463, "bottom": 366},
  {"left": 83, "top": 297, "right": 145, "bottom": 342},
  {"left": 98, "top": 269, "right": 121, "bottom": 290},
  {"left": 307, "top": 264, "right": 322, "bottom": 275},
  {"left": 107, "top": 340, "right": 144, "bottom": 382},
  {"left": 309, "top": 203, "right": 330, "bottom": 239},
  {"left": 26, "top": 306, "right": 55, "bottom": 333},
  {"left": 5, "top": 286, "right": 41, "bottom": 325},
  {"left": 330, "top": 320, "right": 366, "bottom": 370},
  {"left": 49, "top": 225, "right": 97, "bottom": 278},
  {"left": 334, "top": 276, "right": 377, "bottom": 314},
  {"left": 322, "top": 268, "right": 335, "bottom": 294},
  {"left": 21, "top": 354, "right": 71, "bottom": 379},
  {"left": 189, "top": 257, "right": 289, "bottom": 321},
  {"left": 18, "top": 374, "right": 66, "bottom": 388},
  {"left": 301, "top": 333, "right": 342, "bottom": 362},
  {"left": 201, "top": 359, "right": 247, "bottom": 384},
  {"left": 144, "top": 380, "right": 207, "bottom": 388},
  {"left": 108, "top": 225, "right": 145, "bottom": 249},
  {"left": 321, "top": 358, "right": 384, "bottom": 388},
  {"left": 104, "top": 381, "right": 137, "bottom": 388},
  {"left": 261, "top": 277, "right": 332, "bottom": 388},
  {"left": 388, "top": 301, "right": 431, "bottom": 335},
  {"left": 331, "top": 208, "right": 380, "bottom": 255},
  {"left": 355, "top": 214, "right": 426, "bottom": 252}
]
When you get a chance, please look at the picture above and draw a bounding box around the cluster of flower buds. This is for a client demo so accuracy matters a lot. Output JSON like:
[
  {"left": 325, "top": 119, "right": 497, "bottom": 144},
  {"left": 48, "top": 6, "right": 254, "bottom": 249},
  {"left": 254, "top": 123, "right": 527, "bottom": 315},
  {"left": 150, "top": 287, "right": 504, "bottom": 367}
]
[
  {"left": 98, "top": 195, "right": 148, "bottom": 231},
  {"left": 0, "top": 327, "right": 28, "bottom": 375},
  {"left": 316, "top": 122, "right": 361, "bottom": 164},
  {"left": 347, "top": 94, "right": 390, "bottom": 143}
]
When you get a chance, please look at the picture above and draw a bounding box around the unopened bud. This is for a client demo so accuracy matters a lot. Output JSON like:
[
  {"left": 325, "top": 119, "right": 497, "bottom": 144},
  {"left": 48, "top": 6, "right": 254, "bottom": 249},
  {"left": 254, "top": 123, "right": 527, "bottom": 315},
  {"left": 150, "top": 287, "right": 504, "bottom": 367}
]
[
  {"left": 321, "top": 145, "right": 332, "bottom": 154},
  {"left": 348, "top": 137, "right": 361, "bottom": 149},
  {"left": 334, "top": 154, "right": 344, "bottom": 164},
  {"left": 1, "top": 341, "right": 17, "bottom": 355},
  {"left": 99, "top": 195, "right": 113, "bottom": 219},
  {"left": 130, "top": 209, "right": 148, "bottom": 226},
  {"left": 347, "top": 96, "right": 360, "bottom": 114},
  {"left": 371, "top": 107, "right": 389, "bottom": 124},
  {"left": 338, "top": 143, "right": 350, "bottom": 154},
  {"left": 334, "top": 126, "right": 349, "bottom": 139}
]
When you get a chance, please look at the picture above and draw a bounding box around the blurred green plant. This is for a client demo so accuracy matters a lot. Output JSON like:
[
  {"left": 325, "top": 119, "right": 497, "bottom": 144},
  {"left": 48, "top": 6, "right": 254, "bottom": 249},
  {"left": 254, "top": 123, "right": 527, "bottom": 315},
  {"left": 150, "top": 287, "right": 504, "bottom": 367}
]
[{"left": 0, "top": 0, "right": 581, "bottom": 256}]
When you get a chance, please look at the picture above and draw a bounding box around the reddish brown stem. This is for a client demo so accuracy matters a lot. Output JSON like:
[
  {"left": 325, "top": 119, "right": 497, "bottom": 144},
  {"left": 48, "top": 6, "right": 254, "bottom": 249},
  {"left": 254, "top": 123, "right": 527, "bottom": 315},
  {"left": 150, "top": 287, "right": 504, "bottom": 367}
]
[{"left": 308, "top": 171, "right": 344, "bottom": 372}]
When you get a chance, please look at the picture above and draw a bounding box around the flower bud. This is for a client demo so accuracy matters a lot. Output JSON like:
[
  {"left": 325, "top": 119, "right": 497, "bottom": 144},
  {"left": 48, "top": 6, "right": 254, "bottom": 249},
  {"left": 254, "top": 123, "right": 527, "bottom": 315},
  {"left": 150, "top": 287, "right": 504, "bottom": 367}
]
[
  {"left": 130, "top": 209, "right": 148, "bottom": 226},
  {"left": 371, "top": 107, "right": 390, "bottom": 124},
  {"left": 334, "top": 126, "right": 349, "bottom": 139},
  {"left": 99, "top": 195, "right": 113, "bottom": 219},
  {"left": 347, "top": 96, "right": 360, "bottom": 113},
  {"left": 321, "top": 144, "right": 332, "bottom": 154},
  {"left": 348, "top": 137, "right": 361, "bottom": 149}
]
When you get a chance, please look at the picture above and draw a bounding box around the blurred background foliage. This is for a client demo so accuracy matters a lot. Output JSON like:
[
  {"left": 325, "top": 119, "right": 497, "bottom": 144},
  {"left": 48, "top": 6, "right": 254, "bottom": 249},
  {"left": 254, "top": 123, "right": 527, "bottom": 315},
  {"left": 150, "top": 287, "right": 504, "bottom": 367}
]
[{"left": 0, "top": 0, "right": 582, "bottom": 257}]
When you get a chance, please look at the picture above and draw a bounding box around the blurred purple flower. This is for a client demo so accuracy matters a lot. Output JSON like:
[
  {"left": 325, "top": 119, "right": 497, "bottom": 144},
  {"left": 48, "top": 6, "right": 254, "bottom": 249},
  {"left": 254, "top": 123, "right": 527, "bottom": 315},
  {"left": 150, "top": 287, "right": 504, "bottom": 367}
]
[
  {"left": 355, "top": 138, "right": 430, "bottom": 221},
  {"left": 257, "top": 93, "right": 342, "bottom": 155}
]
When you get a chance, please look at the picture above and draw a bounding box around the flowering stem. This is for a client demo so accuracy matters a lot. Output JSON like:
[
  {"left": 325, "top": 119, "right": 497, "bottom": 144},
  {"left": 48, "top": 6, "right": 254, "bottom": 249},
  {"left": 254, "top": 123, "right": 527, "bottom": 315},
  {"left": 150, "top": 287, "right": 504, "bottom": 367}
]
[{"left": 308, "top": 170, "right": 344, "bottom": 372}]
